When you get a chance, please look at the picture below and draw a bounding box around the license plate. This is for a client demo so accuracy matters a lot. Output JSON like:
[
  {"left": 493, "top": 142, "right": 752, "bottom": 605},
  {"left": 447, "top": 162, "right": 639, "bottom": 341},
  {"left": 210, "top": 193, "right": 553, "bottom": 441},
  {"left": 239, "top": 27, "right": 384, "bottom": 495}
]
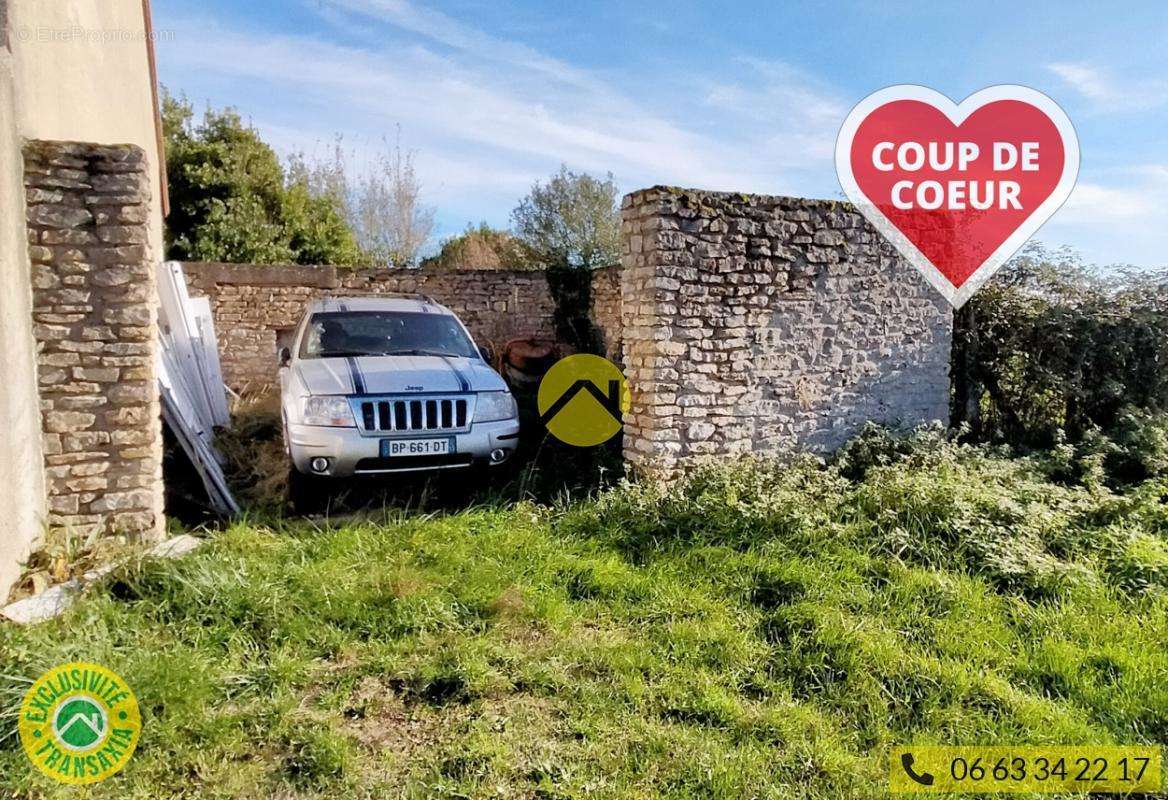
[{"left": 381, "top": 437, "right": 453, "bottom": 457}]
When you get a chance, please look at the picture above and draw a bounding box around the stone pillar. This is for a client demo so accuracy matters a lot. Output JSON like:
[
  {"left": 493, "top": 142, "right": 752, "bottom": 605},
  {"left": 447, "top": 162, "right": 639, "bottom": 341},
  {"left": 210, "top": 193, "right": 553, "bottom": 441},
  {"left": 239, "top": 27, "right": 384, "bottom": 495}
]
[
  {"left": 620, "top": 189, "right": 684, "bottom": 477},
  {"left": 24, "top": 141, "right": 164, "bottom": 541}
]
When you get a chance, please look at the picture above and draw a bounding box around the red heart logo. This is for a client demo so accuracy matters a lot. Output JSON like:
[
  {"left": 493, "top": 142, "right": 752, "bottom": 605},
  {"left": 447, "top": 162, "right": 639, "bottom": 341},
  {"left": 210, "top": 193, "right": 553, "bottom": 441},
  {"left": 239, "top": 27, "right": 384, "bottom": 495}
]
[{"left": 836, "top": 86, "right": 1079, "bottom": 307}]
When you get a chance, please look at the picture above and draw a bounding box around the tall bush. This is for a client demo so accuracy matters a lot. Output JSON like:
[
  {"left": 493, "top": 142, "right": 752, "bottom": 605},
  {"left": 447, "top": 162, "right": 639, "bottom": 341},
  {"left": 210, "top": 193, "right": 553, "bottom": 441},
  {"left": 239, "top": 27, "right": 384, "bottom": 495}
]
[
  {"left": 287, "top": 133, "right": 436, "bottom": 267},
  {"left": 421, "top": 223, "right": 534, "bottom": 270},
  {"left": 162, "top": 92, "right": 364, "bottom": 266},
  {"left": 952, "top": 243, "right": 1168, "bottom": 446},
  {"left": 511, "top": 165, "right": 621, "bottom": 270}
]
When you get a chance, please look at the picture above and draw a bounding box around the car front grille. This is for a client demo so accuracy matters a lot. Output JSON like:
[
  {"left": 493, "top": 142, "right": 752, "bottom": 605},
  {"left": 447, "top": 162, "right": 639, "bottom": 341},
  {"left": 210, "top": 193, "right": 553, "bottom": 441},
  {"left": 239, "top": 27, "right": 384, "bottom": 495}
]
[{"left": 351, "top": 395, "right": 473, "bottom": 435}]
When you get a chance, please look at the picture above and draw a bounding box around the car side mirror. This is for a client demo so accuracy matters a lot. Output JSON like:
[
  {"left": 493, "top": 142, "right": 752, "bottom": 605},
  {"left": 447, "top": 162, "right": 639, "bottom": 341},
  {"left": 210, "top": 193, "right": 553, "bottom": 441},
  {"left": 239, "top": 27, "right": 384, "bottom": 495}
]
[
  {"left": 278, "top": 347, "right": 292, "bottom": 367},
  {"left": 479, "top": 345, "right": 494, "bottom": 363}
]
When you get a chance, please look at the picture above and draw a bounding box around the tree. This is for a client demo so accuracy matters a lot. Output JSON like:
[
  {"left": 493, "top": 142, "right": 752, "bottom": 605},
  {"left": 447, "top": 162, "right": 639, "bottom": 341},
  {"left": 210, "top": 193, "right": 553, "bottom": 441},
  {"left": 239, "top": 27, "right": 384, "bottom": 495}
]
[
  {"left": 289, "top": 133, "right": 436, "bottom": 267},
  {"left": 421, "top": 222, "right": 534, "bottom": 270},
  {"left": 511, "top": 166, "right": 620, "bottom": 270},
  {"left": 162, "top": 92, "right": 364, "bottom": 265}
]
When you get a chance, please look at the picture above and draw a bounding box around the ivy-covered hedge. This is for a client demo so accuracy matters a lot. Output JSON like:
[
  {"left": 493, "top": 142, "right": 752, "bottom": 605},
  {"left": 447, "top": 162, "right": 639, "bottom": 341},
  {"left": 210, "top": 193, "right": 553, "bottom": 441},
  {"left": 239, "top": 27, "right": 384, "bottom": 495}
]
[{"left": 952, "top": 244, "right": 1168, "bottom": 449}]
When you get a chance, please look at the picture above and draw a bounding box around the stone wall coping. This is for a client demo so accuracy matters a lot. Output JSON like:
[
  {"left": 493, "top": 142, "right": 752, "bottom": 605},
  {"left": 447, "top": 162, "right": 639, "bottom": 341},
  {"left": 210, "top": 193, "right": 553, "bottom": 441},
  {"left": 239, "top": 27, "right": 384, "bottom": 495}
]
[
  {"left": 179, "top": 260, "right": 624, "bottom": 289},
  {"left": 180, "top": 260, "right": 622, "bottom": 289},
  {"left": 621, "top": 185, "right": 854, "bottom": 212},
  {"left": 180, "top": 261, "right": 341, "bottom": 289}
]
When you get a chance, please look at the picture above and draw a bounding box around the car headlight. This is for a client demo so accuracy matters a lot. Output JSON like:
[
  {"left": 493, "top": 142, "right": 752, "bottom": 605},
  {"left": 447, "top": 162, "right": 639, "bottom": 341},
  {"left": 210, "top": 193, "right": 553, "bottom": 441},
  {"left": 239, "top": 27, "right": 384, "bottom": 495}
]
[
  {"left": 475, "top": 391, "right": 517, "bottom": 422},
  {"left": 302, "top": 396, "right": 356, "bottom": 427}
]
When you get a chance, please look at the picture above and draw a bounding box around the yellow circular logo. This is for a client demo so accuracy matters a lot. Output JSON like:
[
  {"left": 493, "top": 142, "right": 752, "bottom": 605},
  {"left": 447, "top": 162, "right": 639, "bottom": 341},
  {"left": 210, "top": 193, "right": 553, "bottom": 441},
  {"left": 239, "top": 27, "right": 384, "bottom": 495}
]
[
  {"left": 19, "top": 662, "right": 141, "bottom": 784},
  {"left": 537, "top": 354, "right": 630, "bottom": 447}
]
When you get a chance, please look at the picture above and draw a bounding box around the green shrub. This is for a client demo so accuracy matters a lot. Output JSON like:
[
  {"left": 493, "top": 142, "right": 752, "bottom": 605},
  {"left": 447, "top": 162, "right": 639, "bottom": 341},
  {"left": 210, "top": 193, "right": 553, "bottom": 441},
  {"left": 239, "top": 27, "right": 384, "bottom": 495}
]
[
  {"left": 953, "top": 243, "right": 1168, "bottom": 446},
  {"left": 1038, "top": 408, "right": 1168, "bottom": 489},
  {"left": 163, "top": 92, "right": 366, "bottom": 266},
  {"left": 1104, "top": 407, "right": 1168, "bottom": 484},
  {"left": 569, "top": 428, "right": 1168, "bottom": 599},
  {"left": 833, "top": 421, "right": 955, "bottom": 480}
]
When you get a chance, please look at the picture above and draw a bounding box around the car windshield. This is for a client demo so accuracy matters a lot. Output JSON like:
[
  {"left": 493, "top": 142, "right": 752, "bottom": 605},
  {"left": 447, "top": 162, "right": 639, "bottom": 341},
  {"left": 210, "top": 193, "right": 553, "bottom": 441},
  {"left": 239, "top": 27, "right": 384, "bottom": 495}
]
[{"left": 299, "top": 311, "right": 479, "bottom": 360}]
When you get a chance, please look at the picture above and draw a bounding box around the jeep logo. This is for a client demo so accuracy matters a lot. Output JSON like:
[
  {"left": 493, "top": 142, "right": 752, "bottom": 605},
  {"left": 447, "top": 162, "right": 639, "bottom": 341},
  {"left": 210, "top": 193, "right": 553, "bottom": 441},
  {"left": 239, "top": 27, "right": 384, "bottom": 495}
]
[{"left": 405, "top": 385, "right": 424, "bottom": 391}]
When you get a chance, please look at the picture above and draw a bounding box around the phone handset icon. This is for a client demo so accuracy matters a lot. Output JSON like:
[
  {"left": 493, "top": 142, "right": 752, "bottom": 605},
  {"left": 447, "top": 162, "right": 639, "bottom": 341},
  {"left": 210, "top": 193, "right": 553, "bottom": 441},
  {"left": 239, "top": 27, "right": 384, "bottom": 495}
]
[{"left": 901, "top": 753, "right": 935, "bottom": 786}]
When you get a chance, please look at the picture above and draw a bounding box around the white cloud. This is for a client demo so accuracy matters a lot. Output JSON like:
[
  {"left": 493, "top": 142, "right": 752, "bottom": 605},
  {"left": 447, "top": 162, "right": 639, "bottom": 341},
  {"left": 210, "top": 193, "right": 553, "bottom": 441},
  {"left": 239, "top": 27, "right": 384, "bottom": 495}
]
[
  {"left": 1043, "top": 165, "right": 1168, "bottom": 268},
  {"left": 704, "top": 58, "right": 846, "bottom": 125},
  {"left": 1047, "top": 62, "right": 1168, "bottom": 111},
  {"left": 1136, "top": 164, "right": 1168, "bottom": 184},
  {"left": 1055, "top": 162, "right": 1168, "bottom": 225},
  {"left": 320, "top": 0, "right": 604, "bottom": 91},
  {"left": 158, "top": 8, "right": 847, "bottom": 216},
  {"left": 1060, "top": 182, "right": 1151, "bottom": 221},
  {"left": 699, "top": 58, "right": 846, "bottom": 166}
]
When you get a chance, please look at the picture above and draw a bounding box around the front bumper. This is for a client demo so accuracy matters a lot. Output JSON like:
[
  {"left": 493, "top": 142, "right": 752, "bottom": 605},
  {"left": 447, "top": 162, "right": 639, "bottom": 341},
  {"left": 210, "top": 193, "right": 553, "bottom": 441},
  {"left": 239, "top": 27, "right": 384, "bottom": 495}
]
[{"left": 287, "top": 418, "right": 520, "bottom": 477}]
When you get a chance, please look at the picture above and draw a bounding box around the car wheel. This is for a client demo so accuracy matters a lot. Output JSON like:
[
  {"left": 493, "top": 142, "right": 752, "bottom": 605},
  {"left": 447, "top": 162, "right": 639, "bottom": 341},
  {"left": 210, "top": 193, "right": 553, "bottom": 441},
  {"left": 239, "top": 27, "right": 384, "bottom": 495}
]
[
  {"left": 287, "top": 467, "right": 330, "bottom": 515},
  {"left": 468, "top": 460, "right": 506, "bottom": 491}
]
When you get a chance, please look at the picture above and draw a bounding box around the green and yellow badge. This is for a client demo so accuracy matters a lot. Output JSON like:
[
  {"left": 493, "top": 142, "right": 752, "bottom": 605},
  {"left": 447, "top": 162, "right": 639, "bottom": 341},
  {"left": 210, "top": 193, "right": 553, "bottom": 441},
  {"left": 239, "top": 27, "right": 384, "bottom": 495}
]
[
  {"left": 18, "top": 662, "right": 141, "bottom": 784},
  {"left": 537, "top": 354, "right": 630, "bottom": 447}
]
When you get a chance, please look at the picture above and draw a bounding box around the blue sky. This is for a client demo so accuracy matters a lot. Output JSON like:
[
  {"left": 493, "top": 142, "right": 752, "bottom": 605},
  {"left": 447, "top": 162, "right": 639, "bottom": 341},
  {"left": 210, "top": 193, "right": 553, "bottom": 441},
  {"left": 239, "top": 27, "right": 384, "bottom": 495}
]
[{"left": 152, "top": 0, "right": 1168, "bottom": 267}]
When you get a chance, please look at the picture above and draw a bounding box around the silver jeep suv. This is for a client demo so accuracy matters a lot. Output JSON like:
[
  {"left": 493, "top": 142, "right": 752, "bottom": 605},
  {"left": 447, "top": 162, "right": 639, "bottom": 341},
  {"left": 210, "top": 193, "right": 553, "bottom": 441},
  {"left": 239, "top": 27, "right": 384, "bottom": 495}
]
[{"left": 279, "top": 296, "right": 519, "bottom": 480}]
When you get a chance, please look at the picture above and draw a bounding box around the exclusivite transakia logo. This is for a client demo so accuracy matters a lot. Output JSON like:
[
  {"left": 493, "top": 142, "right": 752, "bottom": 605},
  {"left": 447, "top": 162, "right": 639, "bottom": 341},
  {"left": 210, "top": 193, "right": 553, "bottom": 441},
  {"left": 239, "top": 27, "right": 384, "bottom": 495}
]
[
  {"left": 835, "top": 84, "right": 1079, "bottom": 307},
  {"left": 18, "top": 662, "right": 141, "bottom": 784}
]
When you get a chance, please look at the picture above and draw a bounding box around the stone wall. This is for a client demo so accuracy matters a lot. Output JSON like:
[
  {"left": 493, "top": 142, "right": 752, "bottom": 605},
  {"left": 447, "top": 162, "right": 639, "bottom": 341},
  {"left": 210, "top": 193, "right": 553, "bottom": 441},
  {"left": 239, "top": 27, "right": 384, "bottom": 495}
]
[
  {"left": 24, "top": 141, "right": 164, "bottom": 540},
  {"left": 184, "top": 262, "right": 574, "bottom": 390},
  {"left": 590, "top": 263, "right": 623, "bottom": 362},
  {"left": 621, "top": 186, "right": 952, "bottom": 476}
]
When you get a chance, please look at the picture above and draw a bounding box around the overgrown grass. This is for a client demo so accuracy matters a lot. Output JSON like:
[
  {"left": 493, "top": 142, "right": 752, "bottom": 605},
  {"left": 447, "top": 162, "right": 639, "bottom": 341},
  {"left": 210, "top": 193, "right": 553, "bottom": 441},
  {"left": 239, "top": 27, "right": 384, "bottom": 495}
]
[{"left": 3, "top": 431, "right": 1167, "bottom": 798}]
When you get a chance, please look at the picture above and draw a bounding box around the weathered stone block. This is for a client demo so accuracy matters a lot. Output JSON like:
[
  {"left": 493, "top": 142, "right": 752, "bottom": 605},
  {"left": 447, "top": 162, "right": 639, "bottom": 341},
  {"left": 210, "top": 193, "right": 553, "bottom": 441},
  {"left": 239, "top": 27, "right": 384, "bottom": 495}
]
[
  {"left": 107, "top": 382, "right": 153, "bottom": 405},
  {"left": 72, "top": 367, "right": 120, "bottom": 383},
  {"left": 27, "top": 203, "right": 93, "bottom": 228},
  {"left": 92, "top": 268, "right": 133, "bottom": 287},
  {"left": 41, "top": 229, "right": 97, "bottom": 246},
  {"left": 88, "top": 490, "right": 153, "bottom": 513},
  {"left": 96, "top": 225, "right": 147, "bottom": 245},
  {"left": 40, "top": 352, "right": 81, "bottom": 368},
  {"left": 102, "top": 306, "right": 152, "bottom": 326},
  {"left": 43, "top": 411, "right": 96, "bottom": 432},
  {"left": 49, "top": 495, "right": 80, "bottom": 515}
]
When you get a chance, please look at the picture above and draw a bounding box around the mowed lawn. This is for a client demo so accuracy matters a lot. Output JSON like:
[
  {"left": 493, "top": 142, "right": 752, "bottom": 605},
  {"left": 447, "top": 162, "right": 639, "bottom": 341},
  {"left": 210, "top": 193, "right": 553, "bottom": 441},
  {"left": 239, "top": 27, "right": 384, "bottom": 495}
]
[{"left": 2, "top": 438, "right": 1168, "bottom": 798}]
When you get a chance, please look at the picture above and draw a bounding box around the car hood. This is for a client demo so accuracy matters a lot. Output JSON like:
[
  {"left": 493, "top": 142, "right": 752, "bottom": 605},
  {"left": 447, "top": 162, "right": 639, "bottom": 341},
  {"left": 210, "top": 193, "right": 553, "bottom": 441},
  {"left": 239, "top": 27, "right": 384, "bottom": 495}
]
[{"left": 295, "top": 355, "right": 507, "bottom": 396}]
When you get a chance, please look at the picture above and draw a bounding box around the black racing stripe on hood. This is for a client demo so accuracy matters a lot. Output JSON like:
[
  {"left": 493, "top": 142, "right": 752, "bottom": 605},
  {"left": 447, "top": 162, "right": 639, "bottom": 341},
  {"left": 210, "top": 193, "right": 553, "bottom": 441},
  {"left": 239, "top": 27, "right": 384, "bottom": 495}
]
[
  {"left": 439, "top": 356, "right": 471, "bottom": 392},
  {"left": 346, "top": 356, "right": 367, "bottom": 394}
]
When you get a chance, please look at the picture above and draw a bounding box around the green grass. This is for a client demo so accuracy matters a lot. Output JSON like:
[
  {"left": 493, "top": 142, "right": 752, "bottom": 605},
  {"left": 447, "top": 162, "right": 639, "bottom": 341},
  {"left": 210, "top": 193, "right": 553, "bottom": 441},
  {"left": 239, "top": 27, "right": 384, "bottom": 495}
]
[{"left": 2, "top": 432, "right": 1167, "bottom": 798}]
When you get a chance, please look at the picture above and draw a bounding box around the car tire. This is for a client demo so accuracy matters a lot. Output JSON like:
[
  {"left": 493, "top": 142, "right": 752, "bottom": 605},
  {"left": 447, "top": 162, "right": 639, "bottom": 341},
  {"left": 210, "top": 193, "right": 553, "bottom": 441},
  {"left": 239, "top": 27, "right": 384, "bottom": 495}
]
[
  {"left": 469, "top": 460, "right": 508, "bottom": 491},
  {"left": 287, "top": 467, "right": 329, "bottom": 515}
]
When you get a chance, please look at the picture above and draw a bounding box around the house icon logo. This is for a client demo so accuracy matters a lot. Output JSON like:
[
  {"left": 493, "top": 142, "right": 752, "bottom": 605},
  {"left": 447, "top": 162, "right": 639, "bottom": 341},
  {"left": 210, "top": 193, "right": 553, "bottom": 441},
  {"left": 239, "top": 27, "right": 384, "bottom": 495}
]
[
  {"left": 54, "top": 696, "right": 107, "bottom": 749},
  {"left": 19, "top": 662, "right": 141, "bottom": 785},
  {"left": 537, "top": 354, "right": 630, "bottom": 447}
]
